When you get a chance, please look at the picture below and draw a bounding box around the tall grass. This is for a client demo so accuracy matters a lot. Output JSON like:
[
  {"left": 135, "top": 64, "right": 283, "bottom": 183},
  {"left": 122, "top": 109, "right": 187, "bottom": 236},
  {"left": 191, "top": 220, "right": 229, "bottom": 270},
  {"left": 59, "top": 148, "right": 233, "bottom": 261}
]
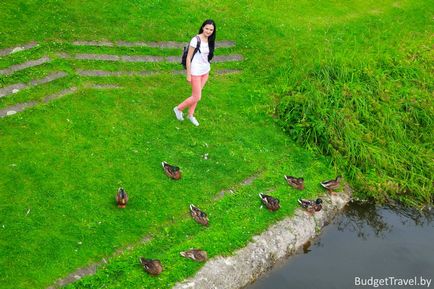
[{"left": 272, "top": 6, "right": 433, "bottom": 206}]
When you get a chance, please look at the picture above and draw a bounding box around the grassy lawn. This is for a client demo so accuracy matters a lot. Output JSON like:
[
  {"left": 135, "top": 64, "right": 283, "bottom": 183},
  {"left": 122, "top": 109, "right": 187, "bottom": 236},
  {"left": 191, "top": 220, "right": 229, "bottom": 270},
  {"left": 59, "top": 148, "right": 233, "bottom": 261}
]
[
  {"left": 1, "top": 74, "right": 332, "bottom": 288},
  {"left": 1, "top": 0, "right": 432, "bottom": 288}
]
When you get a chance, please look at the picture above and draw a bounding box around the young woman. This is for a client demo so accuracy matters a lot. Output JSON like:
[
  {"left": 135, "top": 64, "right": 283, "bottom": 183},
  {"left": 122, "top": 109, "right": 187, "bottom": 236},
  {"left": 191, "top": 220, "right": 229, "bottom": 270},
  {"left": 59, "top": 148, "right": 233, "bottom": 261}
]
[{"left": 173, "top": 19, "right": 216, "bottom": 127}]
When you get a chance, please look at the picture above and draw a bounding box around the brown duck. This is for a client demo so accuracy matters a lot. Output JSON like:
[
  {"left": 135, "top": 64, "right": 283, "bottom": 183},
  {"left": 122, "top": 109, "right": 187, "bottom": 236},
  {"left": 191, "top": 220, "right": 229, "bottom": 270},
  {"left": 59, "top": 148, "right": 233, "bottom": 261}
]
[
  {"left": 190, "top": 204, "right": 209, "bottom": 226},
  {"left": 180, "top": 249, "right": 208, "bottom": 262},
  {"left": 162, "top": 161, "right": 181, "bottom": 180},
  {"left": 116, "top": 187, "right": 128, "bottom": 208},
  {"left": 139, "top": 257, "right": 163, "bottom": 276},
  {"left": 284, "top": 175, "right": 304, "bottom": 190},
  {"left": 298, "top": 198, "right": 323, "bottom": 214},
  {"left": 259, "top": 193, "right": 280, "bottom": 212},
  {"left": 320, "top": 176, "right": 342, "bottom": 194}
]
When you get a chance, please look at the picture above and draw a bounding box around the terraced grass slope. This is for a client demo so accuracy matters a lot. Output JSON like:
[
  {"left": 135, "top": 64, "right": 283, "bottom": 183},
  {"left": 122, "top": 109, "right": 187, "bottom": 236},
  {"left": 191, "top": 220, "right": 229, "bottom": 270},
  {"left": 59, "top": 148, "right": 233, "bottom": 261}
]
[{"left": 1, "top": 0, "right": 432, "bottom": 288}]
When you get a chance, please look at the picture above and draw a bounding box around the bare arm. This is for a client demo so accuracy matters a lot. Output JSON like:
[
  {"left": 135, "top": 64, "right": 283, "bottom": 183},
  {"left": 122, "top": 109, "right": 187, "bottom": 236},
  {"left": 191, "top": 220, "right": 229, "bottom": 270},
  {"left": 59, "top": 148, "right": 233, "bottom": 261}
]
[{"left": 185, "top": 45, "right": 196, "bottom": 82}]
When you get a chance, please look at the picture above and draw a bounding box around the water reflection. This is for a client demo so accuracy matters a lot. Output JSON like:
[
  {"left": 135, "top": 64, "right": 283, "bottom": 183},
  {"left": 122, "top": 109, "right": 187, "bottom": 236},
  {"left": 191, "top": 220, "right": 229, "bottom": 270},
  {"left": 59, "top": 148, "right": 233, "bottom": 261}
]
[
  {"left": 337, "top": 201, "right": 392, "bottom": 239},
  {"left": 337, "top": 201, "right": 434, "bottom": 240},
  {"left": 387, "top": 204, "right": 434, "bottom": 227},
  {"left": 247, "top": 201, "right": 434, "bottom": 289}
]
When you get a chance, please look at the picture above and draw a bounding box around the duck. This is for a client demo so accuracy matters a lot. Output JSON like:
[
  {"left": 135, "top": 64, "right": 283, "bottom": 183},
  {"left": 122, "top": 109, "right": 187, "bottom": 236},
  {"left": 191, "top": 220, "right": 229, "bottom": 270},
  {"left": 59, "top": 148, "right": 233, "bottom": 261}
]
[
  {"left": 298, "top": 198, "right": 323, "bottom": 213},
  {"left": 116, "top": 187, "right": 128, "bottom": 208},
  {"left": 139, "top": 257, "right": 163, "bottom": 276},
  {"left": 320, "top": 176, "right": 342, "bottom": 194},
  {"left": 162, "top": 161, "right": 181, "bottom": 180},
  {"left": 180, "top": 249, "right": 208, "bottom": 262},
  {"left": 259, "top": 193, "right": 280, "bottom": 211},
  {"left": 284, "top": 175, "right": 304, "bottom": 190},
  {"left": 190, "top": 204, "right": 209, "bottom": 226}
]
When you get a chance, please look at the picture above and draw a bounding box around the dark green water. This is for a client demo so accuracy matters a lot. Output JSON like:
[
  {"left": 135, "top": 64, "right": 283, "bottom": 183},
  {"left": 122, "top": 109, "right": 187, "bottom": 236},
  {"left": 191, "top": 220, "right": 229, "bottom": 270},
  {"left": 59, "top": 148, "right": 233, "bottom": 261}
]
[{"left": 247, "top": 202, "right": 434, "bottom": 289}]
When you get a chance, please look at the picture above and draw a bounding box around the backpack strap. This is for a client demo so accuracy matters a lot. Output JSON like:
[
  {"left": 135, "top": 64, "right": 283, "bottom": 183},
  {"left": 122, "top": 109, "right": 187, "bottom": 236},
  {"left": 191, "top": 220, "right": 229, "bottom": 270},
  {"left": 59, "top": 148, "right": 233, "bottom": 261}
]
[{"left": 193, "top": 35, "right": 201, "bottom": 56}]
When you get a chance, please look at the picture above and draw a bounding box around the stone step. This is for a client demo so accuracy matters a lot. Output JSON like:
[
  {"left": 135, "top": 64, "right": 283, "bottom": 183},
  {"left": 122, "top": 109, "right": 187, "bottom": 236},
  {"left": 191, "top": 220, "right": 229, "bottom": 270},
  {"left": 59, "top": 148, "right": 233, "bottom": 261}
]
[
  {"left": 0, "top": 101, "right": 38, "bottom": 118},
  {"left": 72, "top": 40, "right": 236, "bottom": 49},
  {"left": 0, "top": 87, "right": 77, "bottom": 118},
  {"left": 0, "top": 85, "right": 122, "bottom": 118},
  {"left": 0, "top": 42, "right": 39, "bottom": 56},
  {"left": 0, "top": 83, "right": 27, "bottom": 98},
  {"left": 77, "top": 69, "right": 241, "bottom": 77},
  {"left": 0, "top": 57, "right": 51, "bottom": 75},
  {"left": 0, "top": 71, "right": 68, "bottom": 98},
  {"left": 72, "top": 53, "right": 243, "bottom": 63}
]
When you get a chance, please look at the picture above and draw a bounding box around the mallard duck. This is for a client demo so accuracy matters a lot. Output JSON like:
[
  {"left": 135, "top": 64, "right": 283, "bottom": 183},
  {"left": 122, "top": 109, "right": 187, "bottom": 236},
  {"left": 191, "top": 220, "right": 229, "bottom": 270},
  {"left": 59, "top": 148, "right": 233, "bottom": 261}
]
[
  {"left": 320, "top": 176, "right": 342, "bottom": 194},
  {"left": 298, "top": 198, "right": 323, "bottom": 213},
  {"left": 139, "top": 257, "right": 163, "bottom": 276},
  {"left": 259, "top": 193, "right": 280, "bottom": 211},
  {"left": 162, "top": 161, "right": 181, "bottom": 180},
  {"left": 284, "top": 175, "right": 304, "bottom": 190},
  {"left": 190, "top": 204, "right": 209, "bottom": 226},
  {"left": 180, "top": 249, "right": 208, "bottom": 262},
  {"left": 116, "top": 187, "right": 128, "bottom": 208}
]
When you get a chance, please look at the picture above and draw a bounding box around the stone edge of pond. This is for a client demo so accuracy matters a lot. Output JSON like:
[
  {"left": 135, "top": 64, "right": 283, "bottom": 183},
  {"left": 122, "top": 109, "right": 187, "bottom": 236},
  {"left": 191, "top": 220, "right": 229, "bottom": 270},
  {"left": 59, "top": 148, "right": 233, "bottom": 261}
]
[{"left": 172, "top": 186, "right": 352, "bottom": 289}]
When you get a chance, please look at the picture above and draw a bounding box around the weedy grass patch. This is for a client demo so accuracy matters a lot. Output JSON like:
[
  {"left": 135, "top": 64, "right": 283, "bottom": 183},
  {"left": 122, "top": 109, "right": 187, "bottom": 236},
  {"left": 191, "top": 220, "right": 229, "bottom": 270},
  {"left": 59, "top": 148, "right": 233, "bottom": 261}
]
[{"left": 271, "top": 3, "right": 433, "bottom": 206}]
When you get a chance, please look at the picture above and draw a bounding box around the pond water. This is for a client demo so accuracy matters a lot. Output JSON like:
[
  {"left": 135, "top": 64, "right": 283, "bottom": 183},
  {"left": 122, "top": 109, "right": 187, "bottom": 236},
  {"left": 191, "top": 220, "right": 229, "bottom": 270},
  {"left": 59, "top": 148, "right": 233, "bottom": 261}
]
[{"left": 246, "top": 201, "right": 434, "bottom": 289}]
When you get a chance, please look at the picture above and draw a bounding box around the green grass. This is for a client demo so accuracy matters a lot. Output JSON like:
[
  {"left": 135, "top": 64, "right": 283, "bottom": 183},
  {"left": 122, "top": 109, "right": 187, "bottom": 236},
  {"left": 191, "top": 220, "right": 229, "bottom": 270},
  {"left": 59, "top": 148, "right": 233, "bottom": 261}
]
[
  {"left": 0, "top": 75, "right": 332, "bottom": 289},
  {"left": 0, "top": 0, "right": 432, "bottom": 288},
  {"left": 270, "top": 2, "right": 433, "bottom": 206}
]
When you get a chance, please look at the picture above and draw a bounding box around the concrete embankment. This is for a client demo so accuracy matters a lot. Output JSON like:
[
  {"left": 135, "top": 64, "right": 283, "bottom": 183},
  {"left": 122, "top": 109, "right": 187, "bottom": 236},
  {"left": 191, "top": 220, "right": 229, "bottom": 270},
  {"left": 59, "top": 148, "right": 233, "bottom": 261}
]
[{"left": 173, "top": 187, "right": 352, "bottom": 289}]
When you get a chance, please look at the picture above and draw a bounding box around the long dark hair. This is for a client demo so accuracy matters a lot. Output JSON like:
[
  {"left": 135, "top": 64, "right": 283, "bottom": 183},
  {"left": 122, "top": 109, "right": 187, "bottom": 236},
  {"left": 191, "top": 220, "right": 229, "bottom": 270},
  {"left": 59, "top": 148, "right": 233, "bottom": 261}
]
[{"left": 198, "top": 19, "right": 216, "bottom": 61}]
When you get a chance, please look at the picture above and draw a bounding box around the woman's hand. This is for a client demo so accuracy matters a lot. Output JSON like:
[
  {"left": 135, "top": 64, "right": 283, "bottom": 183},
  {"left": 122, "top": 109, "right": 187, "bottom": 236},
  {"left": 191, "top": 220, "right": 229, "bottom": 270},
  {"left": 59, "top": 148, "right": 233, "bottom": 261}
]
[{"left": 186, "top": 74, "right": 192, "bottom": 83}]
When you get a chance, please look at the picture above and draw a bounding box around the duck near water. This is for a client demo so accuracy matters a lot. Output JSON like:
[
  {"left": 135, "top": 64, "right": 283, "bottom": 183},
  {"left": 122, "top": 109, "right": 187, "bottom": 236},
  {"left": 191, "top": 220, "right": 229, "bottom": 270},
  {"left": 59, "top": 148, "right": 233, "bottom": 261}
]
[
  {"left": 139, "top": 257, "right": 163, "bottom": 276},
  {"left": 259, "top": 193, "right": 280, "bottom": 211},
  {"left": 162, "top": 161, "right": 182, "bottom": 180},
  {"left": 116, "top": 187, "right": 128, "bottom": 208},
  {"left": 180, "top": 249, "right": 208, "bottom": 262},
  {"left": 320, "top": 176, "right": 342, "bottom": 194},
  {"left": 284, "top": 175, "right": 304, "bottom": 190},
  {"left": 298, "top": 198, "right": 323, "bottom": 214},
  {"left": 190, "top": 204, "right": 209, "bottom": 226}
]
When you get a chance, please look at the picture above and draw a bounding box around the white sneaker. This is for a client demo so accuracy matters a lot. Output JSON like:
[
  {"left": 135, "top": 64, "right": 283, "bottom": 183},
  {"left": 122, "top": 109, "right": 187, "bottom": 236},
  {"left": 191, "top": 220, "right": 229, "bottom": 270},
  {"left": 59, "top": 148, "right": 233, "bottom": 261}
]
[
  {"left": 173, "top": 106, "right": 184, "bottom": 121},
  {"left": 188, "top": 115, "right": 199, "bottom": 126}
]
